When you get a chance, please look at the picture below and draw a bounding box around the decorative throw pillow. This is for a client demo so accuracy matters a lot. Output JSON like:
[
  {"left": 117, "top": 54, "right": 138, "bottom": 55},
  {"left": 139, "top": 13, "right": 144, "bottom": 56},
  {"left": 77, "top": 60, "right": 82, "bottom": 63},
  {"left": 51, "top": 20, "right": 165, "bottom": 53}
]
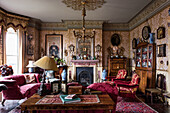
[{"left": 24, "top": 74, "right": 36, "bottom": 84}]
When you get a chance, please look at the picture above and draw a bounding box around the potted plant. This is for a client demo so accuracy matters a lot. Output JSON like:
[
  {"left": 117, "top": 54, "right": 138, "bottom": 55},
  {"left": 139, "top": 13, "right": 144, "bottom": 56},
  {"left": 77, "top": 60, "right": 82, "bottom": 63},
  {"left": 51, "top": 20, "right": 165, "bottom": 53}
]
[
  {"left": 58, "top": 59, "right": 66, "bottom": 66},
  {"left": 54, "top": 57, "right": 59, "bottom": 65}
]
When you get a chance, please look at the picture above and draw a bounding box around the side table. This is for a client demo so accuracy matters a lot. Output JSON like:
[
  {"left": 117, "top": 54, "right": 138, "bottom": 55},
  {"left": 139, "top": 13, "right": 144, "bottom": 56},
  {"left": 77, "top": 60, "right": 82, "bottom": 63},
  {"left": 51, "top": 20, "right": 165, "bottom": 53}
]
[{"left": 163, "top": 93, "right": 170, "bottom": 106}]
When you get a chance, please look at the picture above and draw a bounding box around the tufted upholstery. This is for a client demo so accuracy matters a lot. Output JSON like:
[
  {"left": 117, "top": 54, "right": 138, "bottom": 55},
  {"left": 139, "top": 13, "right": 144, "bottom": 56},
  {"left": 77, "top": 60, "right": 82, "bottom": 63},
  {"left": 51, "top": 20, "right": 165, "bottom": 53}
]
[
  {"left": 0, "top": 74, "right": 50, "bottom": 106},
  {"left": 105, "top": 69, "right": 127, "bottom": 82},
  {"left": 114, "top": 72, "right": 140, "bottom": 98},
  {"left": 116, "top": 69, "right": 127, "bottom": 79}
]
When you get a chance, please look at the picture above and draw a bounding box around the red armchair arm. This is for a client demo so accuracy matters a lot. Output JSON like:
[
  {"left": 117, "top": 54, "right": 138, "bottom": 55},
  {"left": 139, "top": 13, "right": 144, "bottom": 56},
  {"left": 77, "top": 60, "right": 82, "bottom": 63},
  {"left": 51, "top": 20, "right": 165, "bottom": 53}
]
[
  {"left": 116, "top": 84, "right": 139, "bottom": 88},
  {"left": 105, "top": 76, "right": 116, "bottom": 81},
  {"left": 114, "top": 80, "right": 131, "bottom": 85}
]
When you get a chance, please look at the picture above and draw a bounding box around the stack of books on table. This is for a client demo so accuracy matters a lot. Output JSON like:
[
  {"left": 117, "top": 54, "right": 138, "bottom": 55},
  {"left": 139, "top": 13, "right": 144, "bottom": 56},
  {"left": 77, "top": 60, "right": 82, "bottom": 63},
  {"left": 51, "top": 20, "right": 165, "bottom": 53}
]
[{"left": 60, "top": 94, "right": 81, "bottom": 104}]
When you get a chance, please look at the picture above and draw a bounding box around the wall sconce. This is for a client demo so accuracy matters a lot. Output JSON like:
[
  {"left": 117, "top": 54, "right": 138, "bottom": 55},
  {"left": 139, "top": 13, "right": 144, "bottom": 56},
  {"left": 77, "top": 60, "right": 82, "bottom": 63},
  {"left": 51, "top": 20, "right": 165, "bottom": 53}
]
[
  {"left": 95, "top": 44, "right": 102, "bottom": 59},
  {"left": 95, "top": 44, "right": 101, "bottom": 53},
  {"left": 64, "top": 49, "right": 68, "bottom": 56},
  {"left": 68, "top": 44, "right": 75, "bottom": 56}
]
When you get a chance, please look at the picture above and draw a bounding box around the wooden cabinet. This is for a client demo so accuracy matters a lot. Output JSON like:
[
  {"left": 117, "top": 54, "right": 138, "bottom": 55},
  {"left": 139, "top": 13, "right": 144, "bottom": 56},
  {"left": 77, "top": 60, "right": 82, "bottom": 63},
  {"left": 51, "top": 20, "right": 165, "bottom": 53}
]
[
  {"left": 108, "top": 58, "right": 127, "bottom": 77},
  {"left": 135, "top": 42, "right": 156, "bottom": 94}
]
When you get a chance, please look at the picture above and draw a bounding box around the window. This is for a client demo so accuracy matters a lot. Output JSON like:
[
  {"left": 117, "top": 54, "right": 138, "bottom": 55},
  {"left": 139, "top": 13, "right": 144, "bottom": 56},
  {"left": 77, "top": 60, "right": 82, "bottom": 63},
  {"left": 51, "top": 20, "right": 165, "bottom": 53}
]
[{"left": 6, "top": 27, "right": 19, "bottom": 74}]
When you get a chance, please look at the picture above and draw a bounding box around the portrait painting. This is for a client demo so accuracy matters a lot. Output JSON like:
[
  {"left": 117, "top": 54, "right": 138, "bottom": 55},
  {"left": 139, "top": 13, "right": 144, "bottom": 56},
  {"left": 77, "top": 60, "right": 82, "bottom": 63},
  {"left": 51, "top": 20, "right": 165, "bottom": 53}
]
[{"left": 45, "top": 34, "right": 63, "bottom": 59}]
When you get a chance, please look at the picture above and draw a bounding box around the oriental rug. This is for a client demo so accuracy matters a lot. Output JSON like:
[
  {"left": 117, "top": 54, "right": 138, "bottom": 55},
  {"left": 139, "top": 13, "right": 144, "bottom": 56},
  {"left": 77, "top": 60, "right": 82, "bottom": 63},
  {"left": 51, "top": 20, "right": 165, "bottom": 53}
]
[{"left": 116, "top": 96, "right": 158, "bottom": 113}]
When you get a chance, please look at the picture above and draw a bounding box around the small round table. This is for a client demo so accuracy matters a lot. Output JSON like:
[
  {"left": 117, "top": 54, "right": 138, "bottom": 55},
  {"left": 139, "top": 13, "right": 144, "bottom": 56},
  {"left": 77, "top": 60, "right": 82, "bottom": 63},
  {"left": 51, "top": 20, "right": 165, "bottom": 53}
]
[{"left": 163, "top": 93, "right": 170, "bottom": 106}]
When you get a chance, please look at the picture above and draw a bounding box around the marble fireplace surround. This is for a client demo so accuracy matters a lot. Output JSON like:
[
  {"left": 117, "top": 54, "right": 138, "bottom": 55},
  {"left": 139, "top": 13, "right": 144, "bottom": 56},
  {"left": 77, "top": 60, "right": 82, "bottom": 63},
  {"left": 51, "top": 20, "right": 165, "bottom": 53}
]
[{"left": 70, "top": 60, "right": 99, "bottom": 83}]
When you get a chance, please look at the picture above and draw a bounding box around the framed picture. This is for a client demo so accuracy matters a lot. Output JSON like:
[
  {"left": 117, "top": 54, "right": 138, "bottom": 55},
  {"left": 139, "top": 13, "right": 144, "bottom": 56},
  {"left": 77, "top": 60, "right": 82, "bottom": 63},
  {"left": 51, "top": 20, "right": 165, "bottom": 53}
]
[
  {"left": 51, "top": 82, "right": 60, "bottom": 94},
  {"left": 45, "top": 34, "right": 63, "bottom": 59},
  {"left": 157, "top": 27, "right": 165, "bottom": 39},
  {"left": 157, "top": 44, "right": 166, "bottom": 57},
  {"left": 132, "top": 38, "right": 137, "bottom": 49},
  {"left": 111, "top": 33, "right": 121, "bottom": 46},
  {"left": 27, "top": 44, "right": 34, "bottom": 55}
]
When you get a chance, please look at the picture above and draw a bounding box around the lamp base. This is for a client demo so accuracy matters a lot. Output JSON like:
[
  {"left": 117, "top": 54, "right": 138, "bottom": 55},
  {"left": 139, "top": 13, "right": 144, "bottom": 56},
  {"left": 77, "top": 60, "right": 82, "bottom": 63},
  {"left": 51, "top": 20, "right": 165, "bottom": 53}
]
[{"left": 38, "top": 83, "right": 47, "bottom": 96}]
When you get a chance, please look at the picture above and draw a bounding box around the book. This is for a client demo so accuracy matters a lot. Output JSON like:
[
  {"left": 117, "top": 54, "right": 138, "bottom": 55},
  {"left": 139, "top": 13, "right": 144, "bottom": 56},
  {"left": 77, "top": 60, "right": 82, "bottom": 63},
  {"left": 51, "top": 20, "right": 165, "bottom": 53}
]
[
  {"left": 65, "top": 94, "right": 77, "bottom": 99},
  {"left": 60, "top": 95, "right": 81, "bottom": 104}
]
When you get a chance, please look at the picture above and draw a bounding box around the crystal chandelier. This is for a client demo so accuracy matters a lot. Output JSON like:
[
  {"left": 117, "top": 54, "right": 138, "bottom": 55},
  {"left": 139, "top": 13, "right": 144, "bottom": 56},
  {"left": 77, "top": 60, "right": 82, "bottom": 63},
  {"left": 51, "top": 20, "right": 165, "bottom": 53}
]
[{"left": 62, "top": 0, "right": 106, "bottom": 41}]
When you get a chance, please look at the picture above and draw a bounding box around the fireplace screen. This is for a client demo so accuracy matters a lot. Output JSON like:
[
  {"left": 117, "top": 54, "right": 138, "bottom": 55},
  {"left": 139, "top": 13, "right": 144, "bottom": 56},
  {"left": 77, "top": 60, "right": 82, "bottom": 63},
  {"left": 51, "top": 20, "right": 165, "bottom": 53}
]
[{"left": 76, "top": 67, "right": 93, "bottom": 86}]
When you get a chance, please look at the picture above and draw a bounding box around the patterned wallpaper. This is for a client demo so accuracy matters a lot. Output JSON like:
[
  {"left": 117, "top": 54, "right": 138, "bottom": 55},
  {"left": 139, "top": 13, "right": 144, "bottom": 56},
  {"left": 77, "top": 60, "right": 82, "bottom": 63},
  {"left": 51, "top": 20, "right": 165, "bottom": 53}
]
[
  {"left": 130, "top": 7, "right": 169, "bottom": 70},
  {"left": 40, "top": 29, "right": 103, "bottom": 67},
  {"left": 129, "top": 7, "right": 170, "bottom": 95},
  {"left": 103, "top": 31, "right": 130, "bottom": 69}
]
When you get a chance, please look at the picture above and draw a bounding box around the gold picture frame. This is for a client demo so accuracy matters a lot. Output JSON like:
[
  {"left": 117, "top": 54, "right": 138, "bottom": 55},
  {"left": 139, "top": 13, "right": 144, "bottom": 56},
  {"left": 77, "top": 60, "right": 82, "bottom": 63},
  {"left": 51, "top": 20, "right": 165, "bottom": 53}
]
[
  {"left": 45, "top": 34, "right": 63, "bottom": 59},
  {"left": 157, "top": 27, "right": 165, "bottom": 39}
]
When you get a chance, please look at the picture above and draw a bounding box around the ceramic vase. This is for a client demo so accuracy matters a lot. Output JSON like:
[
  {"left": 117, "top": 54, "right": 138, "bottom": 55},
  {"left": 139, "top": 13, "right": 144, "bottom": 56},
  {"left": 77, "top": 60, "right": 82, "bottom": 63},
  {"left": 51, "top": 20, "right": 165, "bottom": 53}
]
[
  {"left": 102, "top": 69, "right": 107, "bottom": 80},
  {"left": 149, "top": 33, "right": 155, "bottom": 44},
  {"left": 61, "top": 69, "right": 66, "bottom": 81}
]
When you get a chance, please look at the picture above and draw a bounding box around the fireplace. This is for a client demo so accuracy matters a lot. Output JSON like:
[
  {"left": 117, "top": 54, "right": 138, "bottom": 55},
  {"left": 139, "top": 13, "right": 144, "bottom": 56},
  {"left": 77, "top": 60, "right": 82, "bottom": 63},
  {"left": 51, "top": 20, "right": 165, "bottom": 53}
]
[
  {"left": 76, "top": 67, "right": 93, "bottom": 86},
  {"left": 69, "top": 60, "right": 100, "bottom": 84}
]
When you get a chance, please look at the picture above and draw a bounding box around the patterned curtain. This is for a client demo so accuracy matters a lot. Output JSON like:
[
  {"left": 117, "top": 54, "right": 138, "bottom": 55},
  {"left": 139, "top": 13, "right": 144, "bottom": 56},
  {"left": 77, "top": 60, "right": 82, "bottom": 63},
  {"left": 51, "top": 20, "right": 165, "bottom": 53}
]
[{"left": 0, "top": 9, "right": 29, "bottom": 73}]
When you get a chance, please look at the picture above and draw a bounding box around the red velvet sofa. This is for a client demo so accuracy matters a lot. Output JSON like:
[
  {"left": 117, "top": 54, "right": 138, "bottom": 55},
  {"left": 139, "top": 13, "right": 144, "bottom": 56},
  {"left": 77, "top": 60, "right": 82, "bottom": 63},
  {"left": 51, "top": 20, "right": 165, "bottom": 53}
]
[{"left": 0, "top": 74, "right": 50, "bottom": 105}]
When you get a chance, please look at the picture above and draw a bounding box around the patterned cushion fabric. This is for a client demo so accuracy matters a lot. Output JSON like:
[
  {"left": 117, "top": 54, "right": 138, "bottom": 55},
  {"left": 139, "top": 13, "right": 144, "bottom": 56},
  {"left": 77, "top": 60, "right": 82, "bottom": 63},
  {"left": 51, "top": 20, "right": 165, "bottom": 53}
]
[
  {"left": 119, "top": 87, "right": 138, "bottom": 93},
  {"left": 24, "top": 74, "right": 36, "bottom": 84},
  {"left": 103, "top": 81, "right": 115, "bottom": 86},
  {"left": 129, "top": 73, "right": 140, "bottom": 85},
  {"left": 116, "top": 69, "right": 127, "bottom": 79}
]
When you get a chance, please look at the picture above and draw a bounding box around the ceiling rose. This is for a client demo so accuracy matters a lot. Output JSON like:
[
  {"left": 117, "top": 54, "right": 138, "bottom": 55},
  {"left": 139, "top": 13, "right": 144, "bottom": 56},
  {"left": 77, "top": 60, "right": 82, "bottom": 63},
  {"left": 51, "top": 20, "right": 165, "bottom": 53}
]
[{"left": 62, "top": 0, "right": 106, "bottom": 11}]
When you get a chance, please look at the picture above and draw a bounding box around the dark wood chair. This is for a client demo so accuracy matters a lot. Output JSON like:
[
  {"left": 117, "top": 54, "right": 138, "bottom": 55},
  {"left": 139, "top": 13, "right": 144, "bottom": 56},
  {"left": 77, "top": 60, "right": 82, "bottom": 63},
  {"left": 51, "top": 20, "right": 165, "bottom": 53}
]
[{"left": 145, "top": 74, "right": 166, "bottom": 104}]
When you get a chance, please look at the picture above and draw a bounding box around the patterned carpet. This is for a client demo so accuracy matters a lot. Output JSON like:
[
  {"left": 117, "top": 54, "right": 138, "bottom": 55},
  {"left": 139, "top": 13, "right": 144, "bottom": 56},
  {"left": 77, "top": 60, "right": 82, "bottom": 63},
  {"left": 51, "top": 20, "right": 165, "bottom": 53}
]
[
  {"left": 2, "top": 96, "right": 158, "bottom": 113},
  {"left": 116, "top": 96, "right": 158, "bottom": 113}
]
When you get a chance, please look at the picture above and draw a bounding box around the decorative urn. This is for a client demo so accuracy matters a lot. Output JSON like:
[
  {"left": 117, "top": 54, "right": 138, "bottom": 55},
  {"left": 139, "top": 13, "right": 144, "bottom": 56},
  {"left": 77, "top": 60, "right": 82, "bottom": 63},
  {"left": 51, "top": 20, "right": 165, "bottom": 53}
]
[
  {"left": 61, "top": 69, "right": 66, "bottom": 81},
  {"left": 102, "top": 69, "right": 107, "bottom": 81}
]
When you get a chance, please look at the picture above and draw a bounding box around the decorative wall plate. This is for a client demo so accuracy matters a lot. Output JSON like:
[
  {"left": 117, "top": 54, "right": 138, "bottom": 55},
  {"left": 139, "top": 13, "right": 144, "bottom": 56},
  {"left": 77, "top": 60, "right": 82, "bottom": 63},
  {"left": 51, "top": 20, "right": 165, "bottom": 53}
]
[
  {"left": 142, "top": 26, "right": 151, "bottom": 40},
  {"left": 111, "top": 33, "right": 120, "bottom": 46}
]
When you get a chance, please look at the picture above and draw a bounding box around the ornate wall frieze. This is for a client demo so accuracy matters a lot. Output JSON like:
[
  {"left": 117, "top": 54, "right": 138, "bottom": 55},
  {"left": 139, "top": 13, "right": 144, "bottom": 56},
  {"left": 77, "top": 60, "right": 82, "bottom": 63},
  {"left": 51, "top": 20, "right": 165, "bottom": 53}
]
[
  {"left": 41, "top": 20, "right": 104, "bottom": 30},
  {"left": 129, "top": 0, "right": 169, "bottom": 30},
  {"left": 0, "top": 8, "right": 29, "bottom": 31},
  {"left": 103, "top": 23, "right": 129, "bottom": 31}
]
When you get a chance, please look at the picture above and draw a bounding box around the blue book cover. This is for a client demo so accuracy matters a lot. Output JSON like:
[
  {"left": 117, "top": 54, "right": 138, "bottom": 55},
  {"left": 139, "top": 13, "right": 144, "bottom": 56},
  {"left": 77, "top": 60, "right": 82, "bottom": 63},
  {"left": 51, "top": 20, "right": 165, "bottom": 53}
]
[{"left": 60, "top": 95, "right": 81, "bottom": 104}]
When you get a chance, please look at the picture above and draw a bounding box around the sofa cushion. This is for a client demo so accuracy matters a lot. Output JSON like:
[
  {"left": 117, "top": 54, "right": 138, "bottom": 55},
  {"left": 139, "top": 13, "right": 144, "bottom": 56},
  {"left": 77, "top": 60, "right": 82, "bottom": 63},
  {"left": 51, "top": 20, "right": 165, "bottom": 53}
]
[
  {"left": 24, "top": 74, "right": 36, "bottom": 84},
  {"left": 20, "top": 83, "right": 41, "bottom": 98},
  {"left": 4, "top": 75, "right": 26, "bottom": 86}
]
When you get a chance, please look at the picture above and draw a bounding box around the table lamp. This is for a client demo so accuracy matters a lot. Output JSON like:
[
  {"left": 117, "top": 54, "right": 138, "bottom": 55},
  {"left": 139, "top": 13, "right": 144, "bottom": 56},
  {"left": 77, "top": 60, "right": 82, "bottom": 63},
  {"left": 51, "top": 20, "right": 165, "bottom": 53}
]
[
  {"left": 26, "top": 60, "right": 36, "bottom": 73},
  {"left": 34, "top": 56, "right": 58, "bottom": 96}
]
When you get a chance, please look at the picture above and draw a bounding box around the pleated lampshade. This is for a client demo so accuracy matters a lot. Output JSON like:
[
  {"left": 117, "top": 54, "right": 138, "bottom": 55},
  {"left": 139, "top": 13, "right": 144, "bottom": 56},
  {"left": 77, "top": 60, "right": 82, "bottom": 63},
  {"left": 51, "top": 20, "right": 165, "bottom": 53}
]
[{"left": 34, "top": 56, "right": 58, "bottom": 71}]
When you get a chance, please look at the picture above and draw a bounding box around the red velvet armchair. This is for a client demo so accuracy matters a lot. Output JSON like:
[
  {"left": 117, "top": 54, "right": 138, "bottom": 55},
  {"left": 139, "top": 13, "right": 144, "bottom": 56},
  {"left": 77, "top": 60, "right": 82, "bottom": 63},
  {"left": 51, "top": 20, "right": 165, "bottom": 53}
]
[
  {"left": 114, "top": 72, "right": 140, "bottom": 98},
  {"left": 106, "top": 69, "right": 127, "bottom": 82}
]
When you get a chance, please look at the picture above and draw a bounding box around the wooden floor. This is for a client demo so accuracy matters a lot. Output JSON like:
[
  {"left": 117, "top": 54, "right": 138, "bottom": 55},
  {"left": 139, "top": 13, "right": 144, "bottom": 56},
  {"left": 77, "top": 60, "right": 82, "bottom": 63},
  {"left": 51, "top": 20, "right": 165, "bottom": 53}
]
[{"left": 136, "top": 92, "right": 170, "bottom": 113}]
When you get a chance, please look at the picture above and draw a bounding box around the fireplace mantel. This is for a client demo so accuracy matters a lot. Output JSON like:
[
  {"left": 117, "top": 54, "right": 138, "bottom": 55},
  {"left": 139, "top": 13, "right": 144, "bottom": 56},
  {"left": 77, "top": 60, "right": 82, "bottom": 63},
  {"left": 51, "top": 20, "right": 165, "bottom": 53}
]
[
  {"left": 71, "top": 60, "right": 99, "bottom": 65},
  {"left": 70, "top": 60, "right": 100, "bottom": 83}
]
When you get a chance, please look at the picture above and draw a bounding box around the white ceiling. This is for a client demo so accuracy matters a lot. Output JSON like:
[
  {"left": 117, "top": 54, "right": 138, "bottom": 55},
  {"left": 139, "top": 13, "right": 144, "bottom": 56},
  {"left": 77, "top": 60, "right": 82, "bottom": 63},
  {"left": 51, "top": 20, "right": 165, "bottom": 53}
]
[{"left": 0, "top": 0, "right": 152, "bottom": 23}]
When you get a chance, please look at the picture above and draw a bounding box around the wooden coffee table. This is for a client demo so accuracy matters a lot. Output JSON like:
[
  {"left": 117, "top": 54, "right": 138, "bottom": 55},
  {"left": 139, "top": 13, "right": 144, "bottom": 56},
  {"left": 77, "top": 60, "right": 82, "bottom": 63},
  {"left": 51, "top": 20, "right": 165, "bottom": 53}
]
[{"left": 21, "top": 93, "right": 115, "bottom": 113}]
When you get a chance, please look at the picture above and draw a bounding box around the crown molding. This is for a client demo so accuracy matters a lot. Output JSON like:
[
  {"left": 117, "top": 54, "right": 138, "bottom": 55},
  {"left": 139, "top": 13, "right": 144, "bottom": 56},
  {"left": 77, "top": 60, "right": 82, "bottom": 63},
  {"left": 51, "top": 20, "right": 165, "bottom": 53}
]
[
  {"left": 129, "top": 0, "right": 170, "bottom": 30},
  {"left": 40, "top": 20, "right": 104, "bottom": 30},
  {"left": 103, "top": 23, "right": 129, "bottom": 31},
  {"left": 28, "top": 18, "right": 42, "bottom": 30}
]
